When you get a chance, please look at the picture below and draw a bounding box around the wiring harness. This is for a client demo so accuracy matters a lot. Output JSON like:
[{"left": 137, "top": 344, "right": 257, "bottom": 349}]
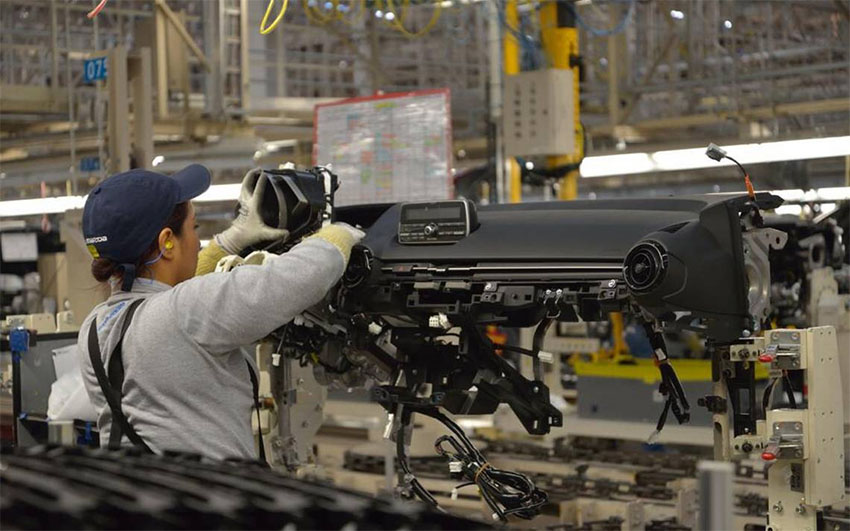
[{"left": 396, "top": 406, "right": 548, "bottom": 521}]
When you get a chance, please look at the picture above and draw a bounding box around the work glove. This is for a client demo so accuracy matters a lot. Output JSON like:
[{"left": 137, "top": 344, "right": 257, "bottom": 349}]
[
  {"left": 215, "top": 168, "right": 291, "bottom": 254},
  {"left": 307, "top": 222, "right": 365, "bottom": 265}
]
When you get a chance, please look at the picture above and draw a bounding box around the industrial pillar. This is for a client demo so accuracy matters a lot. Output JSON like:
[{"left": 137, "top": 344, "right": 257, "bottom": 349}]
[
  {"left": 539, "top": 1, "right": 582, "bottom": 200},
  {"left": 107, "top": 45, "right": 130, "bottom": 174},
  {"left": 504, "top": 0, "right": 522, "bottom": 203},
  {"left": 129, "top": 48, "right": 154, "bottom": 170},
  {"left": 107, "top": 46, "right": 155, "bottom": 173}
]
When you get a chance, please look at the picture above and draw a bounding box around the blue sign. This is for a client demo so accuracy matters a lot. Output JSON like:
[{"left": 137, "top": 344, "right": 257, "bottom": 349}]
[
  {"left": 80, "top": 157, "right": 101, "bottom": 172},
  {"left": 83, "top": 56, "right": 108, "bottom": 83}
]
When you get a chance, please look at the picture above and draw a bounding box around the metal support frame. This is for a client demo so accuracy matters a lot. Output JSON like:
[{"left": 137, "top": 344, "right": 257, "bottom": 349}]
[
  {"left": 486, "top": 0, "right": 506, "bottom": 204},
  {"left": 539, "top": 1, "right": 582, "bottom": 201},
  {"left": 106, "top": 46, "right": 154, "bottom": 173},
  {"left": 713, "top": 327, "right": 846, "bottom": 531},
  {"left": 154, "top": 6, "right": 169, "bottom": 119},
  {"left": 107, "top": 45, "right": 130, "bottom": 174},
  {"left": 504, "top": 0, "right": 521, "bottom": 204},
  {"left": 129, "top": 48, "right": 154, "bottom": 170},
  {"left": 696, "top": 461, "right": 735, "bottom": 531}
]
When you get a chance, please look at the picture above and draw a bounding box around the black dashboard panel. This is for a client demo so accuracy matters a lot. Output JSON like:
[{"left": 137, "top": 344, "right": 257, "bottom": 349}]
[
  {"left": 339, "top": 192, "right": 782, "bottom": 343},
  {"left": 351, "top": 194, "right": 772, "bottom": 263}
]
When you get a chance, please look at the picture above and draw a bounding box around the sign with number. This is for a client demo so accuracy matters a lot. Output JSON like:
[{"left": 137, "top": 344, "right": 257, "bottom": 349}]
[
  {"left": 83, "top": 56, "right": 108, "bottom": 83},
  {"left": 80, "top": 157, "right": 101, "bottom": 172}
]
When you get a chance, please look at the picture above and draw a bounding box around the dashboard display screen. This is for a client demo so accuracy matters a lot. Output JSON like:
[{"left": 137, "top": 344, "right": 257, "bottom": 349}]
[{"left": 403, "top": 204, "right": 462, "bottom": 222}]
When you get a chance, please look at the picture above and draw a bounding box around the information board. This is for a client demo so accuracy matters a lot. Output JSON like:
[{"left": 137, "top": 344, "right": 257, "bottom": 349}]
[{"left": 313, "top": 89, "right": 453, "bottom": 206}]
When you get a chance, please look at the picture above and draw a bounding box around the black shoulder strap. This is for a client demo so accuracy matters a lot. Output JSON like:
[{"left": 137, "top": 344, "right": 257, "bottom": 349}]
[
  {"left": 88, "top": 298, "right": 152, "bottom": 452},
  {"left": 246, "top": 360, "right": 267, "bottom": 464}
]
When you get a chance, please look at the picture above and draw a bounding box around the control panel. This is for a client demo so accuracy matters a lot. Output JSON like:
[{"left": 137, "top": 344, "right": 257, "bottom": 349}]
[{"left": 398, "top": 199, "right": 478, "bottom": 245}]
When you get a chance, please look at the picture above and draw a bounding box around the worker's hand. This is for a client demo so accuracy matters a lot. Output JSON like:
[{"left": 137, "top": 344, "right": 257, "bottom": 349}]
[
  {"left": 331, "top": 222, "right": 366, "bottom": 243},
  {"left": 307, "top": 222, "right": 366, "bottom": 264},
  {"left": 215, "top": 168, "right": 290, "bottom": 254}
]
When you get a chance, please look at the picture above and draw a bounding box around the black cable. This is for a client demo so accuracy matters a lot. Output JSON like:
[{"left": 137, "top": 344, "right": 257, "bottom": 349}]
[
  {"left": 395, "top": 407, "right": 442, "bottom": 510},
  {"left": 782, "top": 372, "right": 797, "bottom": 409},
  {"left": 762, "top": 378, "right": 777, "bottom": 416},
  {"left": 642, "top": 323, "right": 691, "bottom": 435},
  {"left": 420, "top": 409, "right": 547, "bottom": 521},
  {"left": 531, "top": 317, "right": 554, "bottom": 381}
]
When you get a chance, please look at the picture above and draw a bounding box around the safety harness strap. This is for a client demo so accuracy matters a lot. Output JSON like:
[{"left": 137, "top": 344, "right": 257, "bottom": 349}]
[
  {"left": 89, "top": 298, "right": 268, "bottom": 463},
  {"left": 88, "top": 298, "right": 152, "bottom": 452},
  {"left": 246, "top": 361, "right": 267, "bottom": 464}
]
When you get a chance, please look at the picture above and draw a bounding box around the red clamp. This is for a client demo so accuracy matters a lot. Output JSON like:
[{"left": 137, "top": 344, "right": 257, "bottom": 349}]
[
  {"left": 758, "top": 354, "right": 774, "bottom": 363},
  {"left": 761, "top": 451, "right": 777, "bottom": 461}
]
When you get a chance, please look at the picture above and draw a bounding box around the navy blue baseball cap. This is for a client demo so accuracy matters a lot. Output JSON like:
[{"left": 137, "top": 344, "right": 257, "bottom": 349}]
[{"left": 83, "top": 164, "right": 211, "bottom": 289}]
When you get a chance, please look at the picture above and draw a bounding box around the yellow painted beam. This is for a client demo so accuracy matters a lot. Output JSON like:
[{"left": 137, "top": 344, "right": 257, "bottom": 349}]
[
  {"left": 540, "top": 1, "right": 582, "bottom": 200},
  {"left": 504, "top": 0, "right": 522, "bottom": 203}
]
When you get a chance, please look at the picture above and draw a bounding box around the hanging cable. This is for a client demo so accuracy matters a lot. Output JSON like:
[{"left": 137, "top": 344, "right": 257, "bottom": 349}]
[
  {"left": 385, "top": 0, "right": 443, "bottom": 38},
  {"left": 260, "top": 0, "right": 290, "bottom": 35},
  {"left": 87, "top": 0, "right": 109, "bottom": 19},
  {"left": 303, "top": 0, "right": 337, "bottom": 25},
  {"left": 395, "top": 406, "right": 443, "bottom": 509},
  {"left": 424, "top": 408, "right": 547, "bottom": 520},
  {"left": 642, "top": 323, "right": 690, "bottom": 442}
]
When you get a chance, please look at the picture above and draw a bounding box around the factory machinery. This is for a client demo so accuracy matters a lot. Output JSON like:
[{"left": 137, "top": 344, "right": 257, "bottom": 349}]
[
  {"left": 2, "top": 166, "right": 848, "bottom": 530},
  {"left": 231, "top": 167, "right": 847, "bottom": 528}
]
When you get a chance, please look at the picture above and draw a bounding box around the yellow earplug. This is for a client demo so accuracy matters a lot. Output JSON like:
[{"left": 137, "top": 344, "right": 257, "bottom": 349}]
[{"left": 165, "top": 241, "right": 174, "bottom": 250}]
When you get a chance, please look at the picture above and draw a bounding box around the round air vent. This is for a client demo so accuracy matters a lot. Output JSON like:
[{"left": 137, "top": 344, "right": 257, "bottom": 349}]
[{"left": 623, "top": 241, "right": 668, "bottom": 294}]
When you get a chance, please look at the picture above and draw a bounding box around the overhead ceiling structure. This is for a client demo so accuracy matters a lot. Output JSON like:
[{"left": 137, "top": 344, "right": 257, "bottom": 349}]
[{"left": 0, "top": 0, "right": 848, "bottom": 204}]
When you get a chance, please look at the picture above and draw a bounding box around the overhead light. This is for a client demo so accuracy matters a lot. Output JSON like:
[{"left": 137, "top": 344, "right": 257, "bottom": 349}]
[
  {"left": 1, "top": 183, "right": 243, "bottom": 218},
  {"left": 0, "top": 196, "right": 86, "bottom": 217},
  {"left": 775, "top": 205, "right": 803, "bottom": 216},
  {"left": 385, "top": 11, "right": 395, "bottom": 21},
  {"left": 151, "top": 155, "right": 165, "bottom": 167},
  {"left": 524, "top": 161, "right": 534, "bottom": 170},
  {"left": 194, "top": 183, "right": 241, "bottom": 203},
  {"left": 261, "top": 139, "right": 298, "bottom": 153},
  {"left": 375, "top": 9, "right": 383, "bottom": 18},
  {"left": 670, "top": 9, "right": 684, "bottom": 20},
  {"left": 723, "top": 19, "right": 732, "bottom": 29},
  {"left": 580, "top": 152, "right": 654, "bottom": 177},
  {"left": 580, "top": 136, "right": 850, "bottom": 178}
]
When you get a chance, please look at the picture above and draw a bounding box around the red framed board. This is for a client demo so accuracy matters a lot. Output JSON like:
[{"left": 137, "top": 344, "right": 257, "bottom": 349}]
[{"left": 313, "top": 88, "right": 453, "bottom": 206}]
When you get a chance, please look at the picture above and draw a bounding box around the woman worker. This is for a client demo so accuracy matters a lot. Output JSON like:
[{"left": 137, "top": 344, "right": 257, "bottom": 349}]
[{"left": 76, "top": 164, "right": 362, "bottom": 460}]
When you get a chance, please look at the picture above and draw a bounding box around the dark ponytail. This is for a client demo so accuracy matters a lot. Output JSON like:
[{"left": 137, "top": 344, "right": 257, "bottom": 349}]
[{"left": 90, "top": 202, "right": 190, "bottom": 283}]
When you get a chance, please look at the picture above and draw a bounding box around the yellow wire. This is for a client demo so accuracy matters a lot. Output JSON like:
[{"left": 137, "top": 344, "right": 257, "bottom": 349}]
[
  {"left": 385, "top": 0, "right": 442, "bottom": 38},
  {"left": 338, "top": 0, "right": 367, "bottom": 26},
  {"left": 260, "top": 0, "right": 290, "bottom": 35},
  {"left": 303, "top": 0, "right": 338, "bottom": 25}
]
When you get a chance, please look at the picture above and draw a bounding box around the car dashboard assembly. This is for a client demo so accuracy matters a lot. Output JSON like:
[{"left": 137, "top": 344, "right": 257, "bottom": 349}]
[{"left": 268, "top": 189, "right": 785, "bottom": 520}]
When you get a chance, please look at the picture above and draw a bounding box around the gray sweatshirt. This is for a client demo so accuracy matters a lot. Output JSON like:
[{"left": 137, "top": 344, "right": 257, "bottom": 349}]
[{"left": 77, "top": 238, "right": 344, "bottom": 460}]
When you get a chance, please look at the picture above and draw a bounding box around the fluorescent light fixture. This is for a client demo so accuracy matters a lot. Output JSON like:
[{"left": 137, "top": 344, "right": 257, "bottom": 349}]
[
  {"left": 1, "top": 183, "right": 242, "bottom": 218},
  {"left": 581, "top": 136, "right": 850, "bottom": 178},
  {"left": 580, "top": 152, "right": 654, "bottom": 177},
  {"left": 775, "top": 205, "right": 803, "bottom": 216},
  {"left": 193, "top": 183, "right": 241, "bottom": 203},
  {"left": 0, "top": 196, "right": 86, "bottom": 217},
  {"left": 670, "top": 9, "right": 684, "bottom": 19},
  {"left": 262, "top": 140, "right": 297, "bottom": 151}
]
